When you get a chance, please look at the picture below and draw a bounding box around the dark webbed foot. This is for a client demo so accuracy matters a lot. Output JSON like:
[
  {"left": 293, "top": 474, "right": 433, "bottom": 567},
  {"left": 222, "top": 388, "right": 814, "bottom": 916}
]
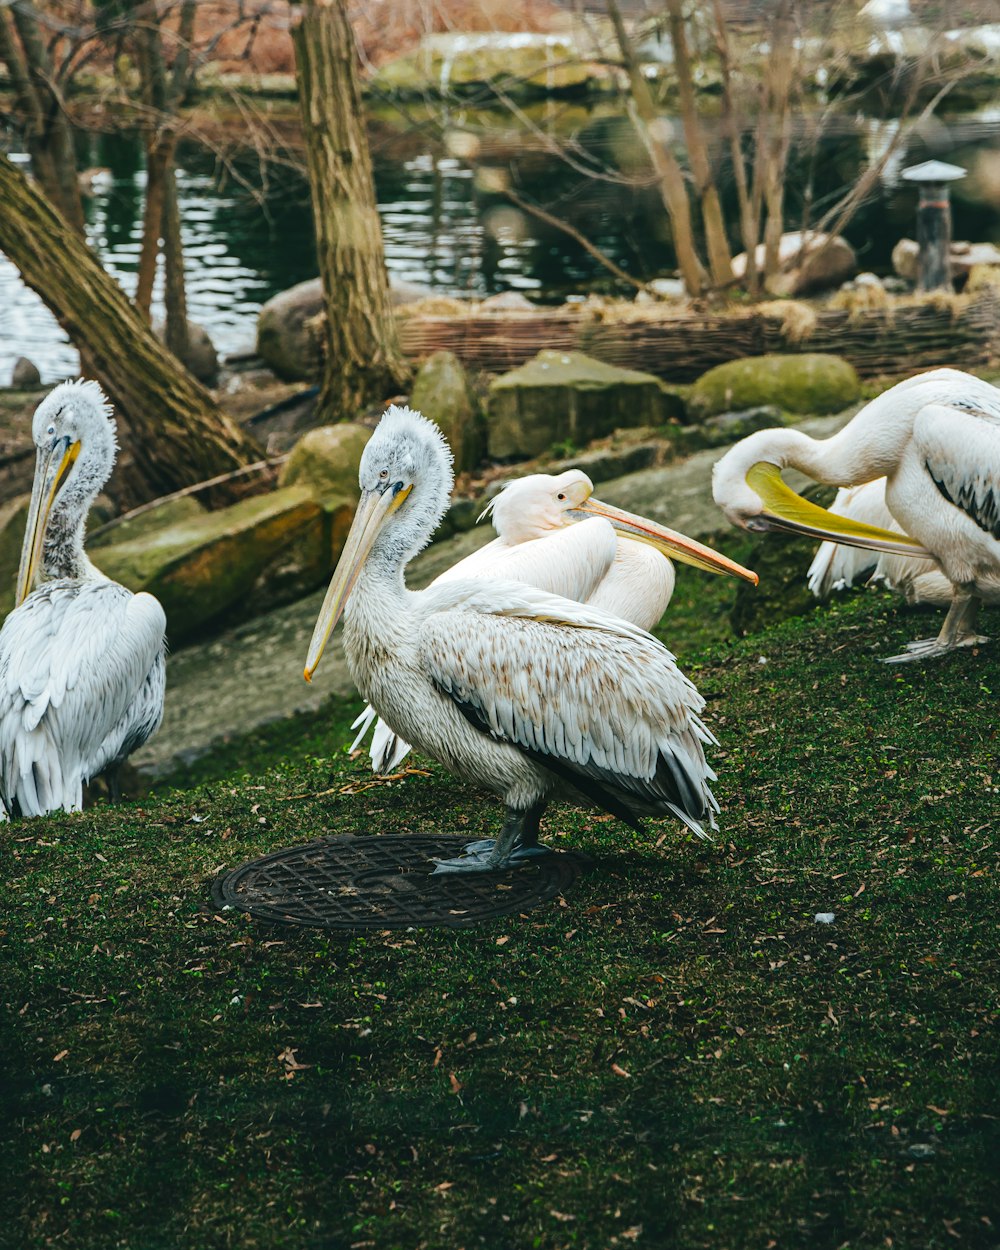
[{"left": 431, "top": 802, "right": 548, "bottom": 874}]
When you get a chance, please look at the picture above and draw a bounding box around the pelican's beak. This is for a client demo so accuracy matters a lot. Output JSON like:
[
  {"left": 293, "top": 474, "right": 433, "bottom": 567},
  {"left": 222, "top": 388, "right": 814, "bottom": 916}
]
[
  {"left": 304, "top": 483, "right": 412, "bottom": 681},
  {"left": 15, "top": 436, "right": 81, "bottom": 606},
  {"left": 570, "top": 496, "right": 759, "bottom": 585},
  {"left": 745, "top": 462, "right": 933, "bottom": 557}
]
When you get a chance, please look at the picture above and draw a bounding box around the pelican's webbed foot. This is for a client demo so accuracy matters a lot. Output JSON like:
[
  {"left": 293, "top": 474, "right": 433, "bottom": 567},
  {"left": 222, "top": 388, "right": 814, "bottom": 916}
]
[
  {"left": 431, "top": 803, "right": 548, "bottom": 874},
  {"left": 882, "top": 587, "right": 988, "bottom": 663}
]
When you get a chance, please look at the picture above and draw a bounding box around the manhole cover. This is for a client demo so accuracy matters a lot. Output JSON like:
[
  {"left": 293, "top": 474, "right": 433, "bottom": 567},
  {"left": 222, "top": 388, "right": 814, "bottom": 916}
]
[{"left": 212, "top": 833, "right": 586, "bottom": 931}]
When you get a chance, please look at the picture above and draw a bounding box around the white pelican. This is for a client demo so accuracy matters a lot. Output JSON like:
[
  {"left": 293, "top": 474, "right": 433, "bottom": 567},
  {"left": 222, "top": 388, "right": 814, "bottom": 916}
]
[
  {"left": 351, "top": 468, "right": 757, "bottom": 773},
  {"left": 807, "top": 479, "right": 952, "bottom": 606},
  {"left": 712, "top": 367, "right": 1000, "bottom": 661},
  {"left": 0, "top": 381, "right": 166, "bottom": 817},
  {"left": 304, "top": 406, "right": 744, "bottom": 873}
]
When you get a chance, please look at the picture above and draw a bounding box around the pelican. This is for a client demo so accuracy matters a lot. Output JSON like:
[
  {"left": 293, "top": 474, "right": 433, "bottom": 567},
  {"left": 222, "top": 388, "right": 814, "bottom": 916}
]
[
  {"left": 807, "top": 479, "right": 952, "bottom": 606},
  {"left": 0, "top": 381, "right": 166, "bottom": 817},
  {"left": 712, "top": 367, "right": 1000, "bottom": 661},
  {"left": 304, "top": 406, "right": 742, "bottom": 873},
  {"left": 351, "top": 468, "right": 757, "bottom": 773}
]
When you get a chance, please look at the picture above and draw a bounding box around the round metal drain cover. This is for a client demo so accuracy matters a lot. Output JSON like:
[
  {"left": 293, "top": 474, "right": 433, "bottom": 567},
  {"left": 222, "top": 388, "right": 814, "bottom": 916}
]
[{"left": 212, "top": 833, "right": 586, "bottom": 931}]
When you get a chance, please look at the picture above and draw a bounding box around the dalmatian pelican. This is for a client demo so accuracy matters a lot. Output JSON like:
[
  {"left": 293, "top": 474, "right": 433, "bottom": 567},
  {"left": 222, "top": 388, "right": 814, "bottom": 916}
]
[
  {"left": 712, "top": 367, "right": 1000, "bottom": 661},
  {"left": 807, "top": 479, "right": 951, "bottom": 606},
  {"left": 304, "top": 406, "right": 744, "bottom": 873},
  {"left": 0, "top": 381, "right": 166, "bottom": 817},
  {"left": 351, "top": 468, "right": 757, "bottom": 773}
]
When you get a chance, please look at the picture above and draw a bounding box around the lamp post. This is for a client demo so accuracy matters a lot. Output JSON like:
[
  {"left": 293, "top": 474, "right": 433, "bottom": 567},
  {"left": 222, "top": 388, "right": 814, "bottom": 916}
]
[{"left": 900, "top": 160, "right": 967, "bottom": 291}]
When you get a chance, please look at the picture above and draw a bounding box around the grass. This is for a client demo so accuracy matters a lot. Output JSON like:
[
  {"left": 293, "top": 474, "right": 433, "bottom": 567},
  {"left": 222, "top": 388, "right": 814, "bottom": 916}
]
[{"left": 1, "top": 589, "right": 999, "bottom": 1250}]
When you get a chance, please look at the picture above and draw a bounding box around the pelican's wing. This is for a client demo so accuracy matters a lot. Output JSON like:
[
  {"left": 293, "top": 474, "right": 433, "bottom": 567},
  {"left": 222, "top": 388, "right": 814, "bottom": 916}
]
[
  {"left": 917, "top": 399, "right": 1000, "bottom": 541},
  {"left": 807, "top": 481, "right": 895, "bottom": 597},
  {"left": 433, "top": 518, "right": 618, "bottom": 603},
  {"left": 418, "top": 581, "right": 718, "bottom": 835},
  {"left": 0, "top": 582, "right": 165, "bottom": 815}
]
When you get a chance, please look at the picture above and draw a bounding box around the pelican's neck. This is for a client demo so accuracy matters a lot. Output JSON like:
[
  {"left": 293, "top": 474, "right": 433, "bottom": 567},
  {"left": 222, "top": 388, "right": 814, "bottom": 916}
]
[{"left": 43, "top": 452, "right": 110, "bottom": 582}]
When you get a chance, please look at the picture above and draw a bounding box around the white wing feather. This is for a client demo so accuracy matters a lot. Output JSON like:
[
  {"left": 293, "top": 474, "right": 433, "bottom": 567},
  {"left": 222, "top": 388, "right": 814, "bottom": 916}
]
[
  {"left": 417, "top": 579, "right": 718, "bottom": 834},
  {"left": 0, "top": 582, "right": 166, "bottom": 816}
]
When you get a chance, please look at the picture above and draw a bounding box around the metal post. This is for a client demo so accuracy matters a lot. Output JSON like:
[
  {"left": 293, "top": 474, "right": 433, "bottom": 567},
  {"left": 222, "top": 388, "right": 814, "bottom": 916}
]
[{"left": 901, "top": 160, "right": 967, "bottom": 292}]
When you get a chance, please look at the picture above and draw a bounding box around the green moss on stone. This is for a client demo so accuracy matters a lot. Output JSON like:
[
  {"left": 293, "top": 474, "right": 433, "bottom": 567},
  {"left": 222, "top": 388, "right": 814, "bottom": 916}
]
[{"left": 688, "top": 353, "right": 860, "bottom": 420}]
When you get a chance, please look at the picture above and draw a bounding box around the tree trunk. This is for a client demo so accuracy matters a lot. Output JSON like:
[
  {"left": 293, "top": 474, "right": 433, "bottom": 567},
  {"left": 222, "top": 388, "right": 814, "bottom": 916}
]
[
  {"left": 606, "top": 0, "right": 707, "bottom": 297},
  {"left": 761, "top": 1, "right": 796, "bottom": 282},
  {"left": 134, "top": 130, "right": 173, "bottom": 320},
  {"left": 162, "top": 163, "right": 192, "bottom": 363},
  {"left": 293, "top": 0, "right": 409, "bottom": 423},
  {"left": 665, "top": 0, "right": 732, "bottom": 288},
  {"left": 0, "top": 153, "right": 260, "bottom": 504}
]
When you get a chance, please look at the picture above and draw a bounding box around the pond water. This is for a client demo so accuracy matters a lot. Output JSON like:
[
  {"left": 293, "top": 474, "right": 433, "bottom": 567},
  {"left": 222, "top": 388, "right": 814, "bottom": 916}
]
[{"left": 2, "top": 100, "right": 1000, "bottom": 383}]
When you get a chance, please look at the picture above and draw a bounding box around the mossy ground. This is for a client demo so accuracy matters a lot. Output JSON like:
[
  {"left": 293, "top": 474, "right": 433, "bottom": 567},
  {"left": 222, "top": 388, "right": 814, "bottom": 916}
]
[{"left": 1, "top": 587, "right": 998, "bottom": 1250}]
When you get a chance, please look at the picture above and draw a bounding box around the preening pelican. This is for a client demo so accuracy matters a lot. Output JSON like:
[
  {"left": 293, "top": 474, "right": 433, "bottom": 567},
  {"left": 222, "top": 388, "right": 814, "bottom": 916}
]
[
  {"left": 351, "top": 468, "right": 757, "bottom": 773},
  {"left": 305, "top": 406, "right": 738, "bottom": 873},
  {"left": 807, "top": 479, "right": 951, "bottom": 606},
  {"left": 712, "top": 367, "right": 1000, "bottom": 661},
  {"left": 0, "top": 381, "right": 166, "bottom": 817}
]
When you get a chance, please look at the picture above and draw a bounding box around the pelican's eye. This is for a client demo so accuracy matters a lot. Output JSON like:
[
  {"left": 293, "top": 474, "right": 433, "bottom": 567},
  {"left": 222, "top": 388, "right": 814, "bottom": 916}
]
[
  {"left": 46, "top": 424, "right": 55, "bottom": 437},
  {"left": 378, "top": 469, "right": 389, "bottom": 480},
  {"left": 557, "top": 493, "right": 566, "bottom": 501}
]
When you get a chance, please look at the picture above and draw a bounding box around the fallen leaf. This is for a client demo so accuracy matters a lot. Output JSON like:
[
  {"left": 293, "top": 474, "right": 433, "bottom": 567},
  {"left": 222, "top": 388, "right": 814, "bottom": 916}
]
[
  {"left": 434, "top": 1181, "right": 453, "bottom": 1193},
  {"left": 611, "top": 1063, "right": 631, "bottom": 1078},
  {"left": 53, "top": 1050, "right": 69, "bottom": 1062},
  {"left": 69, "top": 1129, "right": 82, "bottom": 1143},
  {"left": 449, "top": 1072, "right": 463, "bottom": 1094},
  {"left": 927, "top": 1104, "right": 951, "bottom": 1116},
  {"left": 550, "top": 1211, "right": 575, "bottom": 1222}
]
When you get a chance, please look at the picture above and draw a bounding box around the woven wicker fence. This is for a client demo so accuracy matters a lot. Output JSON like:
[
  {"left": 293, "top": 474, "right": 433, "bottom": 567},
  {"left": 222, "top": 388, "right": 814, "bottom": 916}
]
[{"left": 398, "top": 288, "right": 1000, "bottom": 382}]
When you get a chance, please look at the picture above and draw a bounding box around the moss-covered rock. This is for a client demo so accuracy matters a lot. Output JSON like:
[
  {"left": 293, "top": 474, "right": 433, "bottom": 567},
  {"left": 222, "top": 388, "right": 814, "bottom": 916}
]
[
  {"left": 371, "top": 31, "right": 611, "bottom": 99},
  {"left": 89, "top": 496, "right": 206, "bottom": 550},
  {"left": 95, "top": 486, "right": 352, "bottom": 644},
  {"left": 409, "top": 351, "right": 484, "bottom": 472},
  {"left": 688, "top": 354, "right": 860, "bottom": 420},
  {"left": 488, "top": 350, "right": 681, "bottom": 460},
  {"left": 279, "top": 424, "right": 372, "bottom": 504}
]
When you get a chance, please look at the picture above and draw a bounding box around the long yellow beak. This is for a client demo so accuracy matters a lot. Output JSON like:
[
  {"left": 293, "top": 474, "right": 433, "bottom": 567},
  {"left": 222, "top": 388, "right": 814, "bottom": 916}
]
[
  {"left": 304, "top": 484, "right": 411, "bottom": 681},
  {"left": 572, "top": 496, "right": 759, "bottom": 585},
  {"left": 15, "top": 438, "right": 81, "bottom": 606},
  {"left": 746, "top": 462, "right": 933, "bottom": 557}
]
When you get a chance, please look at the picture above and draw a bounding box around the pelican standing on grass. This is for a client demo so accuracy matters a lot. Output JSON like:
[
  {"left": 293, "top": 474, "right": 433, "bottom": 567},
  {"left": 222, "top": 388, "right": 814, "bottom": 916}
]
[
  {"left": 303, "top": 406, "right": 753, "bottom": 873},
  {"left": 351, "top": 467, "right": 757, "bottom": 773},
  {"left": 712, "top": 367, "right": 1000, "bottom": 661},
  {"left": 0, "top": 381, "right": 166, "bottom": 817}
]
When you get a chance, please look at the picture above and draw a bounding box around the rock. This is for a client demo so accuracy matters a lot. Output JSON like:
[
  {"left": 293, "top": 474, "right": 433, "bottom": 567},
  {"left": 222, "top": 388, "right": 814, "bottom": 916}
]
[
  {"left": 892, "top": 238, "right": 919, "bottom": 282},
  {"left": 154, "top": 321, "right": 219, "bottom": 385},
  {"left": 645, "top": 277, "right": 686, "bottom": 300},
  {"left": 10, "top": 356, "right": 41, "bottom": 389},
  {"left": 688, "top": 354, "right": 860, "bottom": 420},
  {"left": 0, "top": 495, "right": 30, "bottom": 620},
  {"left": 278, "top": 424, "right": 372, "bottom": 504},
  {"left": 732, "top": 232, "right": 857, "bottom": 296},
  {"left": 256, "top": 278, "right": 324, "bottom": 381},
  {"left": 697, "top": 405, "right": 786, "bottom": 447},
  {"left": 95, "top": 485, "right": 353, "bottom": 644},
  {"left": 390, "top": 278, "right": 436, "bottom": 307},
  {"left": 409, "top": 350, "right": 483, "bottom": 472},
  {"left": 480, "top": 291, "right": 536, "bottom": 312},
  {"left": 89, "top": 495, "right": 206, "bottom": 550},
  {"left": 371, "top": 31, "right": 611, "bottom": 99},
  {"left": 487, "top": 350, "right": 683, "bottom": 460}
]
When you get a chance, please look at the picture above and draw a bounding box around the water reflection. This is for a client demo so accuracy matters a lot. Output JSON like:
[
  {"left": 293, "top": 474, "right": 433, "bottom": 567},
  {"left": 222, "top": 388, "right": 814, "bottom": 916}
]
[{"left": 1, "top": 105, "right": 1000, "bottom": 383}]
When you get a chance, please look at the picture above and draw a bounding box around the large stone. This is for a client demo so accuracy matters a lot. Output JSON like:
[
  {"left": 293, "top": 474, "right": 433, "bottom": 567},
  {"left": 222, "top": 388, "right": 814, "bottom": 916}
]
[
  {"left": 95, "top": 485, "right": 353, "bottom": 644},
  {"left": 279, "top": 424, "right": 372, "bottom": 504},
  {"left": 256, "top": 278, "right": 324, "bottom": 381},
  {"left": 154, "top": 320, "right": 219, "bottom": 384},
  {"left": 487, "top": 350, "right": 681, "bottom": 460},
  {"left": 409, "top": 351, "right": 483, "bottom": 472},
  {"left": 89, "top": 495, "right": 206, "bottom": 550},
  {"left": 732, "top": 232, "right": 857, "bottom": 296},
  {"left": 10, "top": 356, "right": 41, "bottom": 388},
  {"left": 371, "top": 31, "right": 610, "bottom": 99},
  {"left": 687, "top": 354, "right": 860, "bottom": 420}
]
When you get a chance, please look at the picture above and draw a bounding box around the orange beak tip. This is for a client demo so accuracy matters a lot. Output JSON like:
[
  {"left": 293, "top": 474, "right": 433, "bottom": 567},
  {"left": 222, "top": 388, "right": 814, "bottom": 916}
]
[{"left": 303, "top": 668, "right": 313, "bottom": 684}]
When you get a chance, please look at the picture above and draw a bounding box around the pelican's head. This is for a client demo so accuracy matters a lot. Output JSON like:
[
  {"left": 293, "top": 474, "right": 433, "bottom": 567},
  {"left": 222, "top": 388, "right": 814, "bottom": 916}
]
[
  {"left": 712, "top": 422, "right": 932, "bottom": 559},
  {"left": 486, "top": 468, "right": 759, "bottom": 582},
  {"left": 16, "top": 379, "right": 117, "bottom": 605},
  {"left": 304, "top": 405, "right": 454, "bottom": 681}
]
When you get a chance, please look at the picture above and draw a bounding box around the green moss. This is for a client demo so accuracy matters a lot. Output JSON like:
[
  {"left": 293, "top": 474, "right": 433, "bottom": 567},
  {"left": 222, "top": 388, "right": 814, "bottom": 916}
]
[{"left": 688, "top": 353, "right": 861, "bottom": 419}]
